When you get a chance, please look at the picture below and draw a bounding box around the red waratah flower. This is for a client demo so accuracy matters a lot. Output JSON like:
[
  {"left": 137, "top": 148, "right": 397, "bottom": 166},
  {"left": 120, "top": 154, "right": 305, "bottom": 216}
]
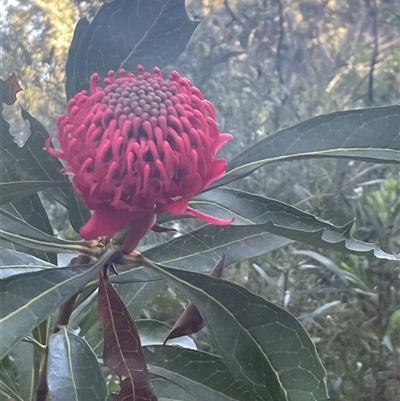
[{"left": 47, "top": 66, "right": 233, "bottom": 253}]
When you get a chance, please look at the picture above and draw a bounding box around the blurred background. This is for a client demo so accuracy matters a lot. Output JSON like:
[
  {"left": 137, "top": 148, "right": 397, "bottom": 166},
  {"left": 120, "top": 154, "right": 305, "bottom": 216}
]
[{"left": 1, "top": 1, "right": 399, "bottom": 399}]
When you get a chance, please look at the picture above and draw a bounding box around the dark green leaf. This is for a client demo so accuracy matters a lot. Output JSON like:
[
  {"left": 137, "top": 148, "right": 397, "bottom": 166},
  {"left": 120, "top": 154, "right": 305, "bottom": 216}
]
[
  {"left": 211, "top": 106, "right": 400, "bottom": 189},
  {"left": 47, "top": 328, "right": 108, "bottom": 401},
  {"left": 191, "top": 188, "right": 396, "bottom": 260},
  {"left": 67, "top": 189, "right": 91, "bottom": 233},
  {"left": 0, "top": 247, "right": 55, "bottom": 279},
  {"left": 66, "top": 0, "right": 198, "bottom": 98},
  {"left": 145, "top": 346, "right": 258, "bottom": 401},
  {"left": 1, "top": 196, "right": 58, "bottom": 264},
  {"left": 0, "top": 208, "right": 91, "bottom": 254},
  {"left": 143, "top": 224, "right": 292, "bottom": 272},
  {"left": 12, "top": 340, "right": 37, "bottom": 401},
  {"left": 0, "top": 247, "right": 116, "bottom": 359},
  {"left": 2, "top": 107, "right": 69, "bottom": 205},
  {"left": 0, "top": 356, "right": 24, "bottom": 401},
  {"left": 145, "top": 265, "right": 329, "bottom": 401},
  {"left": 65, "top": 17, "right": 90, "bottom": 100},
  {"left": 151, "top": 378, "right": 200, "bottom": 401},
  {"left": 0, "top": 104, "right": 69, "bottom": 262},
  {"left": 137, "top": 319, "right": 196, "bottom": 349},
  {"left": 0, "top": 180, "right": 70, "bottom": 205}
]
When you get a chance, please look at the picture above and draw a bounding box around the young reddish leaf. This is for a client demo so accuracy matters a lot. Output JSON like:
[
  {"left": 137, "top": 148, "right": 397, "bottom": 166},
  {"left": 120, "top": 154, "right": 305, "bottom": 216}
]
[
  {"left": 164, "top": 255, "right": 225, "bottom": 344},
  {"left": 98, "top": 270, "right": 158, "bottom": 401},
  {"left": 0, "top": 73, "right": 23, "bottom": 105}
]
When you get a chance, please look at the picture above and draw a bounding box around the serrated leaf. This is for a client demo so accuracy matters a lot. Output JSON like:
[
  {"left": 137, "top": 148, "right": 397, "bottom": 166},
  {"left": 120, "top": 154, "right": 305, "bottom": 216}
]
[
  {"left": 191, "top": 188, "right": 396, "bottom": 260},
  {"left": 144, "top": 264, "right": 329, "bottom": 401},
  {"left": 47, "top": 328, "right": 108, "bottom": 401},
  {"left": 145, "top": 346, "right": 258, "bottom": 401},
  {"left": 0, "top": 180, "right": 70, "bottom": 205},
  {"left": 211, "top": 106, "right": 400, "bottom": 189},
  {"left": 98, "top": 271, "right": 158, "bottom": 401},
  {"left": 0, "top": 247, "right": 117, "bottom": 359},
  {"left": 66, "top": 0, "right": 198, "bottom": 98},
  {"left": 143, "top": 224, "right": 293, "bottom": 272}
]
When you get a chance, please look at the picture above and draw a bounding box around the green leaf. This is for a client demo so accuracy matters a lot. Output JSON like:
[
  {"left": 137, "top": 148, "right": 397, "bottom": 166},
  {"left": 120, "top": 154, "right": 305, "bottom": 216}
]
[
  {"left": 191, "top": 188, "right": 396, "bottom": 260},
  {"left": 143, "top": 224, "right": 293, "bottom": 272},
  {"left": 0, "top": 247, "right": 55, "bottom": 279},
  {"left": 0, "top": 180, "right": 70, "bottom": 205},
  {"left": 137, "top": 319, "right": 196, "bottom": 349},
  {"left": 145, "top": 346, "right": 258, "bottom": 401},
  {"left": 151, "top": 378, "right": 200, "bottom": 401},
  {"left": 67, "top": 189, "right": 91, "bottom": 233},
  {"left": 0, "top": 356, "right": 24, "bottom": 401},
  {"left": 66, "top": 0, "right": 198, "bottom": 98},
  {"left": 0, "top": 208, "right": 92, "bottom": 254},
  {"left": 47, "top": 328, "right": 108, "bottom": 401},
  {"left": 12, "top": 340, "right": 37, "bottom": 401},
  {"left": 0, "top": 105, "right": 69, "bottom": 263},
  {"left": 211, "top": 106, "right": 400, "bottom": 189},
  {"left": 145, "top": 264, "right": 329, "bottom": 401},
  {"left": 1, "top": 106, "right": 69, "bottom": 205},
  {"left": 0, "top": 247, "right": 117, "bottom": 359},
  {"left": 1, "top": 196, "right": 58, "bottom": 264}
]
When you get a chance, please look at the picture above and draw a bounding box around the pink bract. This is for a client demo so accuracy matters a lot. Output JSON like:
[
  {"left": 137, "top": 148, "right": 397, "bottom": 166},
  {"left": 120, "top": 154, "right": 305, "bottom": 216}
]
[{"left": 47, "top": 66, "right": 233, "bottom": 253}]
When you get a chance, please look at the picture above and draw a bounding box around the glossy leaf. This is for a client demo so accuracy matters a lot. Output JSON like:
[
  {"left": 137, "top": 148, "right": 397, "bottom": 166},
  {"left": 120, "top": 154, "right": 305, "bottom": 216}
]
[
  {"left": 0, "top": 180, "right": 69, "bottom": 205},
  {"left": 0, "top": 356, "right": 24, "bottom": 401},
  {"left": 67, "top": 189, "right": 91, "bottom": 233},
  {"left": 150, "top": 378, "right": 199, "bottom": 401},
  {"left": 145, "top": 264, "right": 329, "bottom": 401},
  {"left": 0, "top": 248, "right": 117, "bottom": 359},
  {"left": 77, "top": 267, "right": 164, "bottom": 355},
  {"left": 1, "top": 197, "right": 57, "bottom": 264},
  {"left": 191, "top": 188, "right": 396, "bottom": 260},
  {"left": 0, "top": 208, "right": 91, "bottom": 254},
  {"left": 0, "top": 157, "right": 58, "bottom": 264},
  {"left": 145, "top": 346, "right": 258, "bottom": 401},
  {"left": 66, "top": 0, "right": 198, "bottom": 98},
  {"left": 164, "top": 256, "right": 225, "bottom": 344},
  {"left": 14, "top": 107, "right": 68, "bottom": 205},
  {"left": 137, "top": 319, "right": 196, "bottom": 349},
  {"left": 98, "top": 271, "right": 158, "bottom": 401},
  {"left": 143, "top": 224, "right": 293, "bottom": 272},
  {"left": 0, "top": 247, "right": 55, "bottom": 279},
  {"left": 47, "top": 328, "right": 108, "bottom": 401},
  {"left": 12, "top": 340, "right": 37, "bottom": 401},
  {"left": 211, "top": 106, "right": 400, "bottom": 189}
]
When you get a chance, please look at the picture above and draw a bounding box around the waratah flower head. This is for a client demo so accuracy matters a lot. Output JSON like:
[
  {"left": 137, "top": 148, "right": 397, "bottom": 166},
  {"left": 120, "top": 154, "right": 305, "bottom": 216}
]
[{"left": 47, "top": 65, "right": 233, "bottom": 253}]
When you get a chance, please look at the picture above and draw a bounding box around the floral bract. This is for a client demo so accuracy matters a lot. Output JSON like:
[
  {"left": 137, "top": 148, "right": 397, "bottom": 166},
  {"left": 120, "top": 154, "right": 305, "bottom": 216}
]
[{"left": 47, "top": 66, "right": 233, "bottom": 253}]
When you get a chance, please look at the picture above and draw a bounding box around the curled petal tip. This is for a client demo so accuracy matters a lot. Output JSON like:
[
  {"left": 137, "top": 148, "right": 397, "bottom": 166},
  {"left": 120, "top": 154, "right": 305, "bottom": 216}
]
[{"left": 186, "top": 206, "right": 235, "bottom": 225}]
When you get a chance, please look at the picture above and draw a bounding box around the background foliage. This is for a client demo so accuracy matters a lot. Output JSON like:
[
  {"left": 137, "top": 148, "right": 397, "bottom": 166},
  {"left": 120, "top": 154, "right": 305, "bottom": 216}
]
[{"left": 1, "top": 0, "right": 399, "bottom": 400}]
